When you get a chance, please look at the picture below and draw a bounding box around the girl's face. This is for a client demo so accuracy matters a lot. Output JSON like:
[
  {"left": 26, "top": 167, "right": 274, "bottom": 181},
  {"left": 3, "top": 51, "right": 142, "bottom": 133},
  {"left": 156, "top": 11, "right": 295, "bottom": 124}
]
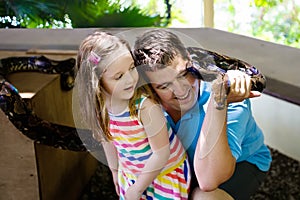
[{"left": 101, "top": 53, "right": 138, "bottom": 102}]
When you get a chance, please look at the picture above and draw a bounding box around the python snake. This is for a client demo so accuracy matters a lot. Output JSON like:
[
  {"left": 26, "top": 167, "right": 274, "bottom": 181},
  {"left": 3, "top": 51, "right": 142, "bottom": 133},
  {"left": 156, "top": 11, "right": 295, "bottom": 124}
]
[{"left": 0, "top": 50, "right": 266, "bottom": 150}]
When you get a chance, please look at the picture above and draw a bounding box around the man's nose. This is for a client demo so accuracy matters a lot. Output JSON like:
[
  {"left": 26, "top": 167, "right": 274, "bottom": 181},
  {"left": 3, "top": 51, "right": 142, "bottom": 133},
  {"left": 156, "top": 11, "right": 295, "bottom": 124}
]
[{"left": 172, "top": 79, "right": 187, "bottom": 96}]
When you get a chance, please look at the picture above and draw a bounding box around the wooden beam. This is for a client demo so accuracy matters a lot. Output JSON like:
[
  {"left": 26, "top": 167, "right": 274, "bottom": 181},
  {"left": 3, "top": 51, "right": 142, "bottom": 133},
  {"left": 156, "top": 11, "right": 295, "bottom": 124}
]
[{"left": 27, "top": 49, "right": 77, "bottom": 56}]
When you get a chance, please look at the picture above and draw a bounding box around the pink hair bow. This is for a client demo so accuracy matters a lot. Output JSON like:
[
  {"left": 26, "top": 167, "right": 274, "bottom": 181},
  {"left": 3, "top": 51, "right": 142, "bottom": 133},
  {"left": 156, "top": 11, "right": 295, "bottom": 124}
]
[{"left": 88, "top": 51, "right": 101, "bottom": 65}]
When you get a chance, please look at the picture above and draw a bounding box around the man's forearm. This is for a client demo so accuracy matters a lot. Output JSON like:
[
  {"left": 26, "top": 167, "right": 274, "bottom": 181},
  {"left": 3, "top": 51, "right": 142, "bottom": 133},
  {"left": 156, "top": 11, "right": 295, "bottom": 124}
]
[{"left": 194, "top": 98, "right": 235, "bottom": 191}]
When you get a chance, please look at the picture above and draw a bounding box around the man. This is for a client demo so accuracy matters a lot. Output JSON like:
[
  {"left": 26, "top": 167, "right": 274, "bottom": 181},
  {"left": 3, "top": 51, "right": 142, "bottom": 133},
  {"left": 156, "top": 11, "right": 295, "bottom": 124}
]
[{"left": 133, "top": 29, "right": 271, "bottom": 199}]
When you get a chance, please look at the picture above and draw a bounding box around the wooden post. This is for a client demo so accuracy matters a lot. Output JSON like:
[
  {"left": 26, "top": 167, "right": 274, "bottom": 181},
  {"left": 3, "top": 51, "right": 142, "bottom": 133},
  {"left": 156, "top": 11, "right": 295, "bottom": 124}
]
[{"left": 203, "top": 0, "right": 214, "bottom": 27}]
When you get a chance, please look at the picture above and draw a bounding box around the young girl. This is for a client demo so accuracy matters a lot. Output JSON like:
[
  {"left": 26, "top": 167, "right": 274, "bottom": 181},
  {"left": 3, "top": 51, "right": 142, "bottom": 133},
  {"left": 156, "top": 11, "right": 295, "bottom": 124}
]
[{"left": 75, "top": 31, "right": 190, "bottom": 199}]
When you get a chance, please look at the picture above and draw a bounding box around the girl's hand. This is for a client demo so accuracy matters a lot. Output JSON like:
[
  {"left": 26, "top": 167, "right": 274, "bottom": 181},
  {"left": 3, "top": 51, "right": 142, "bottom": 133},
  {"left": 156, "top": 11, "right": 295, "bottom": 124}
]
[
  {"left": 124, "top": 184, "right": 143, "bottom": 200},
  {"left": 111, "top": 169, "right": 120, "bottom": 196},
  {"left": 226, "top": 70, "right": 261, "bottom": 103}
]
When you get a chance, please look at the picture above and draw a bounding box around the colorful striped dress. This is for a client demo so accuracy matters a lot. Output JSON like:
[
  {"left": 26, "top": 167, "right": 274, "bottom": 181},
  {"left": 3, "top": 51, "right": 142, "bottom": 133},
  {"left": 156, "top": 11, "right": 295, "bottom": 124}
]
[{"left": 109, "top": 96, "right": 191, "bottom": 199}]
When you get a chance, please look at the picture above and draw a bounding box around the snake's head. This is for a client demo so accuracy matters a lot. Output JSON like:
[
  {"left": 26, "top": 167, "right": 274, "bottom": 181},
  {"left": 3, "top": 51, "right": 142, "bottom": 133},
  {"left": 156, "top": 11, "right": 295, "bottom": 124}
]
[{"left": 187, "top": 61, "right": 224, "bottom": 82}]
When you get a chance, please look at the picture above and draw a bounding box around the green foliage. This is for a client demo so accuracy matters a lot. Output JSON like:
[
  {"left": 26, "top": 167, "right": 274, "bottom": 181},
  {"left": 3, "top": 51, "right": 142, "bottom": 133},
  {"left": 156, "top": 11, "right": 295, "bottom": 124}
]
[
  {"left": 0, "top": 0, "right": 166, "bottom": 28},
  {"left": 0, "top": 0, "right": 65, "bottom": 28},
  {"left": 250, "top": 0, "right": 300, "bottom": 48},
  {"left": 64, "top": 1, "right": 162, "bottom": 27},
  {"left": 215, "top": 0, "right": 300, "bottom": 48},
  {"left": 253, "top": 0, "right": 283, "bottom": 8},
  {"left": 73, "top": 7, "right": 161, "bottom": 27}
]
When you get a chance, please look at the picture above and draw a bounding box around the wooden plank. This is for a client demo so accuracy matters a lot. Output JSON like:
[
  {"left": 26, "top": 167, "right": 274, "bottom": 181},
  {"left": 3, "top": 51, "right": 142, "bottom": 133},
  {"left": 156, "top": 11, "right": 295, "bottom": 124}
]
[
  {"left": 0, "top": 50, "right": 76, "bottom": 60},
  {"left": 35, "top": 143, "right": 98, "bottom": 200},
  {"left": 0, "top": 110, "right": 39, "bottom": 200},
  {"left": 26, "top": 49, "right": 77, "bottom": 56}
]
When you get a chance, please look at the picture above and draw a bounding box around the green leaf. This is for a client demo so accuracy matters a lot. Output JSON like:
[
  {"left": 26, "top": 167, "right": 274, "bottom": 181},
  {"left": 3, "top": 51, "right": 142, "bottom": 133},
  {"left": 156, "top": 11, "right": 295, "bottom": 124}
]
[{"left": 73, "top": 6, "right": 162, "bottom": 27}]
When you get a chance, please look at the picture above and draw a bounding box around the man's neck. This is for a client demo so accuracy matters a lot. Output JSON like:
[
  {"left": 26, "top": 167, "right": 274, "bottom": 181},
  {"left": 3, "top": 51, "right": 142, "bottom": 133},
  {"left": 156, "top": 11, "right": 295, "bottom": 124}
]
[{"left": 164, "top": 106, "right": 183, "bottom": 124}]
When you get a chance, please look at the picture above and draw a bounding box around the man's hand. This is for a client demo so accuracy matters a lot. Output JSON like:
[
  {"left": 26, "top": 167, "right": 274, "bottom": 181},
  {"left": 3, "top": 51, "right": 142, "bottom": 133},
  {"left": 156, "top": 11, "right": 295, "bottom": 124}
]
[{"left": 226, "top": 70, "right": 261, "bottom": 103}]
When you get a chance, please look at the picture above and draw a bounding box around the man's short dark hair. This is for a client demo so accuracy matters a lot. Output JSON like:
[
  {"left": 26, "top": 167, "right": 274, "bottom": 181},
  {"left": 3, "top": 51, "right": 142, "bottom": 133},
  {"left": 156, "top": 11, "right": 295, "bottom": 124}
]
[{"left": 133, "top": 29, "right": 190, "bottom": 71}]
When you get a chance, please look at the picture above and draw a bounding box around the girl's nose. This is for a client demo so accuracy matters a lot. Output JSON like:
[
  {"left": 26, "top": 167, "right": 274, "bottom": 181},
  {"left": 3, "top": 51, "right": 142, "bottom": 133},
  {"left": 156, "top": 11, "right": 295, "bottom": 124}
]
[{"left": 124, "top": 71, "right": 135, "bottom": 84}]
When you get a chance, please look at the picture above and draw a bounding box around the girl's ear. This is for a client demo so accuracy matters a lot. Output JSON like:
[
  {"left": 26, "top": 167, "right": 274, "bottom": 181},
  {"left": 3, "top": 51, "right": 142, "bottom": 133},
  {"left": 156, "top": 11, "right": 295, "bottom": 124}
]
[{"left": 99, "top": 81, "right": 111, "bottom": 97}]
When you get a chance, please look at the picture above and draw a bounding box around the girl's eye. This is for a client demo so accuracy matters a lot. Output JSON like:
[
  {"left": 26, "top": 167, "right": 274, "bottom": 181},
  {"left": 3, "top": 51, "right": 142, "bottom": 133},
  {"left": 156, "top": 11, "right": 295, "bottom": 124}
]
[{"left": 115, "top": 74, "right": 123, "bottom": 80}]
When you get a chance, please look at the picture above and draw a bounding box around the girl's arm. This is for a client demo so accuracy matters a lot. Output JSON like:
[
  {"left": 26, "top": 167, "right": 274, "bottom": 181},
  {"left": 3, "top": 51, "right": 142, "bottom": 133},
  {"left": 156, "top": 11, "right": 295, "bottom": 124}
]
[
  {"left": 102, "top": 141, "right": 120, "bottom": 196},
  {"left": 125, "top": 98, "right": 170, "bottom": 199}
]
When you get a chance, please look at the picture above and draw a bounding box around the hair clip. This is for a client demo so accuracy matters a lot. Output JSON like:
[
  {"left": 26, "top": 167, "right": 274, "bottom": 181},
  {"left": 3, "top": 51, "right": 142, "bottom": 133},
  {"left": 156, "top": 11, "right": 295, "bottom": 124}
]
[{"left": 88, "top": 51, "right": 101, "bottom": 65}]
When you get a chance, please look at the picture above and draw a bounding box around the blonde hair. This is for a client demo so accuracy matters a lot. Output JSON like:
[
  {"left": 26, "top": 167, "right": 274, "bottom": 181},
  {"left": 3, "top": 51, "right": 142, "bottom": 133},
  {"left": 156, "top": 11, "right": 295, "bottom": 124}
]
[{"left": 76, "top": 31, "right": 154, "bottom": 141}]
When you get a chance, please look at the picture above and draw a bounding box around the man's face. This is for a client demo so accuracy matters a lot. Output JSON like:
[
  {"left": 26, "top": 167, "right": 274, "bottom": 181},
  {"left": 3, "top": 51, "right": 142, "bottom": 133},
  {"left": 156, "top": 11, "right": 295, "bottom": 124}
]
[{"left": 144, "top": 55, "right": 200, "bottom": 118}]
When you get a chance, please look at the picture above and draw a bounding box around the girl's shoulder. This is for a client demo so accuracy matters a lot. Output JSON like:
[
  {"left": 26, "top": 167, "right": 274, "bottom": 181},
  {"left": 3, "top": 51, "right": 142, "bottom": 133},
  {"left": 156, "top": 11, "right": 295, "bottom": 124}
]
[
  {"left": 137, "top": 95, "right": 163, "bottom": 121},
  {"left": 136, "top": 95, "right": 158, "bottom": 109}
]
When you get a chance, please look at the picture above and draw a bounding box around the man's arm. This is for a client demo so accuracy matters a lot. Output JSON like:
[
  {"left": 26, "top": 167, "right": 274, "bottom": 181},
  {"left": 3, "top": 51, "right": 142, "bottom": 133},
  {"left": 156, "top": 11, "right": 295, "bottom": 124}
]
[
  {"left": 194, "top": 70, "right": 254, "bottom": 191},
  {"left": 194, "top": 97, "right": 235, "bottom": 191}
]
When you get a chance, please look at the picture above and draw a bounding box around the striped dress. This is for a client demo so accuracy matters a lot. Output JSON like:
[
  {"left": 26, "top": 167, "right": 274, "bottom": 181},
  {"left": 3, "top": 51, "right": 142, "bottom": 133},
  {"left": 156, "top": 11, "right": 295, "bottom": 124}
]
[{"left": 109, "top": 96, "right": 191, "bottom": 200}]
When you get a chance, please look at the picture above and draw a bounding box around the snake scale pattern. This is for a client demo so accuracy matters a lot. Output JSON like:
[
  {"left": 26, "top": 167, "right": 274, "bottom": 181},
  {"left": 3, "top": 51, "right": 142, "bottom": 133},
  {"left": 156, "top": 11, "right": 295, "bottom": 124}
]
[
  {"left": 187, "top": 47, "right": 267, "bottom": 109},
  {"left": 187, "top": 47, "right": 266, "bottom": 92}
]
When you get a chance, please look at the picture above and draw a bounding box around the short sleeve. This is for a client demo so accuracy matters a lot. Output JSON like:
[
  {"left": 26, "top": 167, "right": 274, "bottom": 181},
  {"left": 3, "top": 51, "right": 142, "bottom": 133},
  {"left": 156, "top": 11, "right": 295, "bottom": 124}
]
[{"left": 226, "top": 99, "right": 251, "bottom": 160}]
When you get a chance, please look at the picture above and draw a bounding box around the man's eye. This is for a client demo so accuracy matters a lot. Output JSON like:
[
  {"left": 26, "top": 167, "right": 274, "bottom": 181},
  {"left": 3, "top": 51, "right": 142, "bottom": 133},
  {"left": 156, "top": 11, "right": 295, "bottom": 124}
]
[
  {"left": 181, "top": 71, "right": 189, "bottom": 77},
  {"left": 157, "top": 83, "right": 170, "bottom": 90},
  {"left": 129, "top": 65, "right": 136, "bottom": 71},
  {"left": 177, "top": 70, "right": 189, "bottom": 79}
]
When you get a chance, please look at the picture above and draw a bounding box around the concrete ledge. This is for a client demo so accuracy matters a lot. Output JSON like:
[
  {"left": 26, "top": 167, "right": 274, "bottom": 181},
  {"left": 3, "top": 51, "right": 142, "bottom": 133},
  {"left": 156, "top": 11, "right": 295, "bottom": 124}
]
[{"left": 263, "top": 77, "right": 300, "bottom": 106}]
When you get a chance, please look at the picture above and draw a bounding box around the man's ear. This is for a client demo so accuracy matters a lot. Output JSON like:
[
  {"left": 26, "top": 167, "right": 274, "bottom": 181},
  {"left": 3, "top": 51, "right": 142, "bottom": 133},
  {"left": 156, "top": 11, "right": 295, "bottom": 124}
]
[{"left": 187, "top": 51, "right": 191, "bottom": 60}]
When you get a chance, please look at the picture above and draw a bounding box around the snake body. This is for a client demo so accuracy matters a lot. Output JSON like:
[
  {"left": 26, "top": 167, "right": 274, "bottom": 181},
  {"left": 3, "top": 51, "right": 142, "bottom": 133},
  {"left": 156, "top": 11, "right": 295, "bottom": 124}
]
[
  {"left": 187, "top": 47, "right": 266, "bottom": 92},
  {"left": 0, "top": 55, "right": 76, "bottom": 91},
  {"left": 187, "top": 47, "right": 266, "bottom": 109},
  {"left": 0, "top": 50, "right": 266, "bottom": 150},
  {"left": 0, "top": 55, "right": 91, "bottom": 151}
]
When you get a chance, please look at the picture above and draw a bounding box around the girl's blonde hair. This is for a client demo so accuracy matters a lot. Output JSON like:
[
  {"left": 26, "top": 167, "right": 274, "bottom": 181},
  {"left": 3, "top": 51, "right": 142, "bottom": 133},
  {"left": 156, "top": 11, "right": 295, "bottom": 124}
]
[{"left": 76, "top": 31, "right": 154, "bottom": 141}]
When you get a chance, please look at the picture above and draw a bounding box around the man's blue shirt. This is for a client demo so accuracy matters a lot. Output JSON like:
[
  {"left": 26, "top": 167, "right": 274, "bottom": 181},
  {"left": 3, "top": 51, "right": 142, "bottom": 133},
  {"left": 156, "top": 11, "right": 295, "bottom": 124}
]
[{"left": 165, "top": 82, "right": 272, "bottom": 172}]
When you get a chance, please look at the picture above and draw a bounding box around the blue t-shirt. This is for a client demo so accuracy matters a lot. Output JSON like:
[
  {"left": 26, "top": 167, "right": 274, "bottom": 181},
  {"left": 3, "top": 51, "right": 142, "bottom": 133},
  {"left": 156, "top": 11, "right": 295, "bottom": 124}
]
[{"left": 165, "top": 82, "right": 272, "bottom": 172}]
